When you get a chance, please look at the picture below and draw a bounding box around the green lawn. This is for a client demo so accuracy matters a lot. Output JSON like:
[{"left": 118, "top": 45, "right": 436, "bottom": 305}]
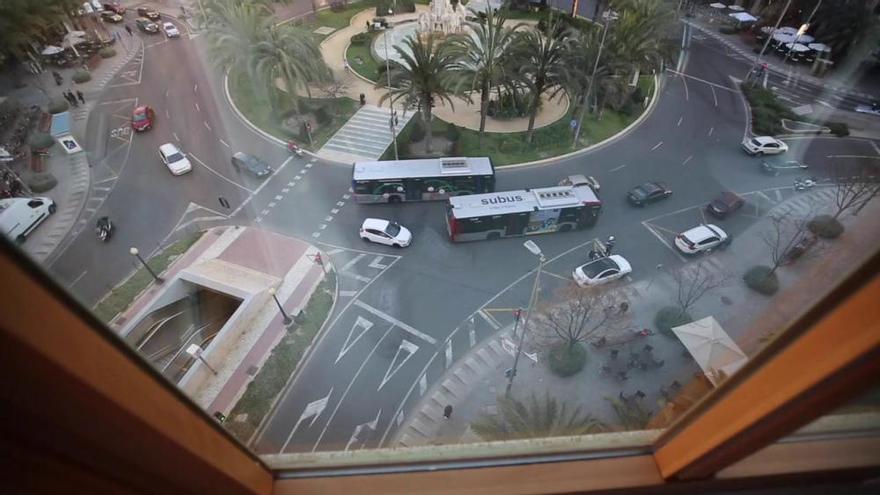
[
  {"left": 93, "top": 233, "right": 203, "bottom": 323},
  {"left": 225, "top": 273, "right": 337, "bottom": 444},
  {"left": 389, "top": 76, "right": 655, "bottom": 166},
  {"left": 315, "top": 0, "right": 380, "bottom": 30},
  {"left": 227, "top": 69, "right": 357, "bottom": 151},
  {"left": 346, "top": 33, "right": 382, "bottom": 82}
]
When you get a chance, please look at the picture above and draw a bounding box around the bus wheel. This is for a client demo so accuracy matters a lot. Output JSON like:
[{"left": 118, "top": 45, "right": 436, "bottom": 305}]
[
  {"left": 487, "top": 232, "right": 501, "bottom": 241},
  {"left": 389, "top": 196, "right": 402, "bottom": 204},
  {"left": 559, "top": 224, "right": 572, "bottom": 233}
]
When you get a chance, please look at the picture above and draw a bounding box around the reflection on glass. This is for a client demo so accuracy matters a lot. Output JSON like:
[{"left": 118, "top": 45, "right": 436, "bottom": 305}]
[{"left": 3, "top": 0, "right": 878, "bottom": 464}]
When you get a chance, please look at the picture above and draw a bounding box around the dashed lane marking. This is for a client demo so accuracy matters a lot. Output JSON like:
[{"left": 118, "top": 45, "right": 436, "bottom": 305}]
[
  {"left": 340, "top": 254, "right": 366, "bottom": 273},
  {"left": 353, "top": 300, "right": 438, "bottom": 345},
  {"left": 682, "top": 155, "right": 693, "bottom": 166},
  {"left": 651, "top": 141, "right": 663, "bottom": 151}
]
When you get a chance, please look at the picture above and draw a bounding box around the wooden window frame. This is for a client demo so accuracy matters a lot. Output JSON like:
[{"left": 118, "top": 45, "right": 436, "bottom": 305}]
[{"left": 1, "top": 238, "right": 879, "bottom": 493}]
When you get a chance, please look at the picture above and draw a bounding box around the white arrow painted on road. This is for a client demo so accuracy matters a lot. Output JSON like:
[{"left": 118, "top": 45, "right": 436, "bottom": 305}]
[
  {"left": 368, "top": 256, "right": 387, "bottom": 269},
  {"left": 336, "top": 316, "right": 374, "bottom": 364},
  {"left": 344, "top": 409, "right": 382, "bottom": 451},
  {"left": 279, "top": 387, "right": 333, "bottom": 453},
  {"left": 378, "top": 339, "right": 419, "bottom": 391}
]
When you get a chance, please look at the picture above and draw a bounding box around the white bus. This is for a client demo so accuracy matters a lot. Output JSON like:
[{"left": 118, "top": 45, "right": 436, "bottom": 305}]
[
  {"left": 445, "top": 185, "right": 602, "bottom": 242},
  {"left": 352, "top": 157, "right": 495, "bottom": 204}
]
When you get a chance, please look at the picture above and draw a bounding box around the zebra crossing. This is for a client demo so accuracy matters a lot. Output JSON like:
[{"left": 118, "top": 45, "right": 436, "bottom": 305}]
[{"left": 317, "top": 105, "right": 412, "bottom": 163}]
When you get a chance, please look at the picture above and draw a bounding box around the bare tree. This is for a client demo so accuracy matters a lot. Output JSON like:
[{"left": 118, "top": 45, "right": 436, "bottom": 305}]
[
  {"left": 536, "top": 284, "right": 630, "bottom": 350},
  {"left": 761, "top": 213, "right": 812, "bottom": 275},
  {"left": 319, "top": 79, "right": 349, "bottom": 115},
  {"left": 830, "top": 161, "right": 880, "bottom": 219},
  {"left": 670, "top": 262, "right": 730, "bottom": 318}
]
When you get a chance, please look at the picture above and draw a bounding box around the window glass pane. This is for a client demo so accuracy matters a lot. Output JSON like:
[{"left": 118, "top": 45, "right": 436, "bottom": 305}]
[{"left": 5, "top": 0, "right": 878, "bottom": 469}]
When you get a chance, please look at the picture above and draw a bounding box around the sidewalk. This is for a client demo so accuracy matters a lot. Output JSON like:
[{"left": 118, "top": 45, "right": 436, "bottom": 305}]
[
  {"left": 315, "top": 6, "right": 569, "bottom": 133},
  {"left": 4, "top": 30, "right": 144, "bottom": 263},
  {"left": 395, "top": 188, "right": 880, "bottom": 447}
]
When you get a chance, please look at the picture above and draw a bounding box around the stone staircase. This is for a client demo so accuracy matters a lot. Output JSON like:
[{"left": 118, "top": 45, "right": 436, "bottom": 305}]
[{"left": 318, "top": 104, "right": 412, "bottom": 163}]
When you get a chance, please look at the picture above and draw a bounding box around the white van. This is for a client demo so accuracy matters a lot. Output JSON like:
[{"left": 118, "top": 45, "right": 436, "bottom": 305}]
[{"left": 0, "top": 197, "right": 56, "bottom": 243}]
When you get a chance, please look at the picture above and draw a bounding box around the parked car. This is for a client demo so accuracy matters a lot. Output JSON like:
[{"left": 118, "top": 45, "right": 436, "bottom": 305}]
[
  {"left": 706, "top": 191, "right": 745, "bottom": 219},
  {"left": 158, "top": 143, "right": 192, "bottom": 175},
  {"left": 137, "top": 7, "right": 160, "bottom": 20},
  {"left": 102, "top": 2, "right": 125, "bottom": 14},
  {"left": 572, "top": 255, "right": 632, "bottom": 287},
  {"left": 100, "top": 10, "right": 123, "bottom": 23},
  {"left": 231, "top": 152, "right": 272, "bottom": 178},
  {"left": 135, "top": 18, "right": 159, "bottom": 33},
  {"left": 627, "top": 181, "right": 672, "bottom": 206},
  {"left": 0, "top": 197, "right": 56, "bottom": 243},
  {"left": 359, "top": 218, "right": 412, "bottom": 248},
  {"left": 162, "top": 22, "right": 180, "bottom": 38},
  {"left": 674, "top": 224, "right": 730, "bottom": 255},
  {"left": 131, "top": 106, "right": 155, "bottom": 132},
  {"left": 760, "top": 159, "right": 808, "bottom": 176},
  {"left": 742, "top": 136, "right": 788, "bottom": 155},
  {"left": 559, "top": 174, "right": 600, "bottom": 193}
]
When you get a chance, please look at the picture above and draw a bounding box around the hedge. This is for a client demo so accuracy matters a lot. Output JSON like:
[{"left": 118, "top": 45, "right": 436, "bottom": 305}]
[
  {"left": 27, "top": 173, "right": 58, "bottom": 193},
  {"left": 99, "top": 47, "right": 116, "bottom": 58},
  {"left": 28, "top": 132, "right": 55, "bottom": 149},
  {"left": 808, "top": 214, "right": 844, "bottom": 239},
  {"left": 654, "top": 306, "right": 691, "bottom": 335},
  {"left": 48, "top": 98, "right": 69, "bottom": 114},
  {"left": 548, "top": 342, "right": 586, "bottom": 377},
  {"left": 409, "top": 118, "right": 426, "bottom": 142},
  {"left": 743, "top": 265, "right": 779, "bottom": 295},
  {"left": 72, "top": 70, "right": 91, "bottom": 84},
  {"left": 350, "top": 32, "right": 371, "bottom": 45}
]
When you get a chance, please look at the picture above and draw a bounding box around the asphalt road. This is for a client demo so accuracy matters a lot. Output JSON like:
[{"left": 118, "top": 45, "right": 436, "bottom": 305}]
[{"left": 39, "top": 8, "right": 878, "bottom": 454}]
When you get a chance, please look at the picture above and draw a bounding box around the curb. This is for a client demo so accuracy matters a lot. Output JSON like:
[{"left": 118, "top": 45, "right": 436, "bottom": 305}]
[{"left": 248, "top": 262, "right": 339, "bottom": 448}]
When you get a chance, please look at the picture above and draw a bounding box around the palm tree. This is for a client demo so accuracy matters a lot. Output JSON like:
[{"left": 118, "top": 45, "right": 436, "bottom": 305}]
[
  {"left": 449, "top": 8, "right": 522, "bottom": 146},
  {"left": 509, "top": 17, "right": 571, "bottom": 143},
  {"left": 0, "top": 0, "right": 81, "bottom": 65},
  {"left": 249, "top": 23, "right": 330, "bottom": 112},
  {"left": 471, "top": 393, "right": 606, "bottom": 441},
  {"left": 202, "top": 0, "right": 271, "bottom": 72},
  {"left": 379, "top": 34, "right": 459, "bottom": 154}
]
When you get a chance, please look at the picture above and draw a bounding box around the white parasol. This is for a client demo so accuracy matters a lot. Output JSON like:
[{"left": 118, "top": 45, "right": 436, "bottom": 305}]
[
  {"left": 672, "top": 317, "right": 748, "bottom": 387},
  {"left": 41, "top": 45, "right": 64, "bottom": 56},
  {"left": 785, "top": 43, "right": 811, "bottom": 53}
]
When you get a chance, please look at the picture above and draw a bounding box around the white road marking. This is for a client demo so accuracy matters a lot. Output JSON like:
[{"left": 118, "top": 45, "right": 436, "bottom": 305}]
[
  {"left": 255, "top": 216, "right": 263, "bottom": 223},
  {"left": 344, "top": 409, "right": 381, "bottom": 451},
  {"left": 326, "top": 248, "right": 344, "bottom": 255},
  {"left": 319, "top": 224, "right": 327, "bottom": 230},
  {"left": 477, "top": 310, "right": 500, "bottom": 330},
  {"left": 203, "top": 121, "right": 212, "bottom": 131},
  {"left": 261, "top": 209, "right": 269, "bottom": 215},
  {"left": 336, "top": 316, "right": 374, "bottom": 364},
  {"left": 682, "top": 155, "right": 693, "bottom": 165},
  {"left": 282, "top": 188, "right": 290, "bottom": 193},
  {"left": 444, "top": 340, "right": 453, "bottom": 369},
  {"left": 342, "top": 272, "right": 371, "bottom": 282},
  {"left": 267, "top": 202, "right": 276, "bottom": 208},
  {"left": 708, "top": 127, "right": 714, "bottom": 136},
  {"left": 306, "top": 162, "right": 314, "bottom": 168},
  {"left": 641, "top": 222, "right": 687, "bottom": 262},
  {"left": 419, "top": 374, "right": 427, "bottom": 396},
  {"left": 681, "top": 73, "right": 690, "bottom": 101},
  {"left": 288, "top": 182, "right": 296, "bottom": 187},
  {"left": 172, "top": 131, "right": 179, "bottom": 141},
  {"left": 294, "top": 175, "right": 302, "bottom": 180},
  {"left": 195, "top": 102, "right": 200, "bottom": 112},
  {"left": 871, "top": 141, "right": 880, "bottom": 156},
  {"left": 279, "top": 387, "right": 333, "bottom": 453},
  {"left": 469, "top": 320, "right": 476, "bottom": 347},
  {"left": 229, "top": 156, "right": 293, "bottom": 218},
  {"left": 164, "top": 89, "right": 169, "bottom": 98},
  {"left": 651, "top": 141, "right": 663, "bottom": 151},
  {"left": 608, "top": 164, "right": 627, "bottom": 172},
  {"left": 368, "top": 256, "right": 387, "bottom": 269},
  {"left": 340, "top": 253, "right": 365, "bottom": 272},
  {"left": 274, "top": 195, "right": 283, "bottom": 201},
  {"left": 68, "top": 270, "right": 88, "bottom": 289},
  {"left": 312, "top": 232, "right": 321, "bottom": 238},
  {"left": 331, "top": 208, "right": 339, "bottom": 214},
  {"left": 711, "top": 85, "right": 718, "bottom": 107},
  {"left": 342, "top": 194, "right": 351, "bottom": 200},
  {"left": 193, "top": 84, "right": 198, "bottom": 92},
  {"left": 666, "top": 68, "right": 737, "bottom": 92},
  {"left": 378, "top": 339, "right": 420, "bottom": 390},
  {"left": 354, "top": 300, "right": 437, "bottom": 345},
  {"left": 677, "top": 115, "right": 683, "bottom": 126},
  {"left": 339, "top": 290, "right": 358, "bottom": 297},
  {"left": 218, "top": 138, "right": 230, "bottom": 148},
  {"left": 313, "top": 324, "right": 396, "bottom": 451},
  {"left": 336, "top": 201, "right": 345, "bottom": 207},
  {"left": 774, "top": 189, "right": 783, "bottom": 202},
  {"left": 187, "top": 153, "right": 254, "bottom": 193},
  {"left": 325, "top": 216, "right": 334, "bottom": 222}
]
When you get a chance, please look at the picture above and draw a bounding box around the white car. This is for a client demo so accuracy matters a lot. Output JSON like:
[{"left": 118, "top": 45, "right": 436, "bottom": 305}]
[
  {"left": 359, "top": 218, "right": 412, "bottom": 248},
  {"left": 572, "top": 255, "right": 632, "bottom": 287},
  {"left": 741, "top": 136, "right": 788, "bottom": 155},
  {"left": 674, "top": 224, "right": 730, "bottom": 255},
  {"left": 0, "top": 197, "right": 56, "bottom": 243},
  {"left": 158, "top": 143, "right": 192, "bottom": 175},
  {"left": 163, "top": 22, "right": 180, "bottom": 38}
]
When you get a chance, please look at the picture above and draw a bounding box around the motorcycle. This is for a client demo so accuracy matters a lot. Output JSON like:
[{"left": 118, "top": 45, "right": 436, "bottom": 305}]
[
  {"left": 794, "top": 176, "right": 819, "bottom": 191},
  {"left": 287, "top": 140, "right": 304, "bottom": 158},
  {"left": 96, "top": 216, "right": 113, "bottom": 242}
]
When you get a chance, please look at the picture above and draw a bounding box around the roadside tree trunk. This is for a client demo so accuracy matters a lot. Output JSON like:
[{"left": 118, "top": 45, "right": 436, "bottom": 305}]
[{"left": 478, "top": 81, "right": 490, "bottom": 147}]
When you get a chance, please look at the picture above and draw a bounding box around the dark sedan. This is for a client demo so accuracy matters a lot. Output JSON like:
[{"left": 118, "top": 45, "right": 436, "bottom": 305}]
[
  {"left": 706, "top": 191, "right": 745, "bottom": 219},
  {"left": 136, "top": 18, "right": 159, "bottom": 33},
  {"left": 627, "top": 181, "right": 672, "bottom": 206},
  {"left": 231, "top": 152, "right": 272, "bottom": 178}
]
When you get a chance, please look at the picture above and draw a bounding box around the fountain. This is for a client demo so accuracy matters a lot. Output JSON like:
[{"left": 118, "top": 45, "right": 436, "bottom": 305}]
[{"left": 373, "top": 0, "right": 470, "bottom": 65}]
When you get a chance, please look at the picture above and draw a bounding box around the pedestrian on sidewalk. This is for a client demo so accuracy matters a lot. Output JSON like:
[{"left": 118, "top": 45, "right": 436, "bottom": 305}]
[
  {"left": 76, "top": 90, "right": 85, "bottom": 104},
  {"left": 443, "top": 404, "right": 453, "bottom": 419},
  {"left": 67, "top": 90, "right": 79, "bottom": 107},
  {"left": 125, "top": 24, "right": 133, "bottom": 36},
  {"left": 52, "top": 70, "right": 63, "bottom": 86}
]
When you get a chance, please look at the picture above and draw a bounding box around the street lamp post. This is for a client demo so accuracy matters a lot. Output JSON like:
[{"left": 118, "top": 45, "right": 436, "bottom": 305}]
[
  {"left": 746, "top": 0, "right": 793, "bottom": 84},
  {"left": 506, "top": 240, "right": 546, "bottom": 397},
  {"left": 186, "top": 344, "right": 217, "bottom": 375},
  {"left": 129, "top": 247, "right": 163, "bottom": 283},
  {"left": 268, "top": 287, "right": 293, "bottom": 325},
  {"left": 383, "top": 29, "right": 399, "bottom": 160}
]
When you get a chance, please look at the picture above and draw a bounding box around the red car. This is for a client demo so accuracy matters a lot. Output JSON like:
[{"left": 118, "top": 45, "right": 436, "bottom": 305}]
[
  {"left": 103, "top": 2, "right": 126, "bottom": 15},
  {"left": 131, "top": 106, "right": 155, "bottom": 132}
]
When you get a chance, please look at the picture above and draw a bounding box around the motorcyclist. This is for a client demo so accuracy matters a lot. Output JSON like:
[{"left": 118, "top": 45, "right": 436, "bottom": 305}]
[
  {"left": 96, "top": 216, "right": 112, "bottom": 240},
  {"left": 287, "top": 140, "right": 303, "bottom": 156}
]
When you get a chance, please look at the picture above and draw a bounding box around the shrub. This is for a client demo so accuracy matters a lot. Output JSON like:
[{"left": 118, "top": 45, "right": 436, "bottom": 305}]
[
  {"left": 548, "top": 343, "right": 586, "bottom": 377},
  {"left": 29, "top": 132, "right": 54, "bottom": 150},
  {"left": 47, "top": 98, "right": 69, "bottom": 114},
  {"left": 825, "top": 122, "right": 849, "bottom": 136},
  {"left": 98, "top": 47, "right": 116, "bottom": 58},
  {"left": 654, "top": 306, "right": 691, "bottom": 335},
  {"left": 409, "top": 118, "right": 426, "bottom": 142},
  {"left": 808, "top": 214, "right": 844, "bottom": 239},
  {"left": 399, "top": 0, "right": 416, "bottom": 13},
  {"left": 330, "top": 0, "right": 346, "bottom": 12},
  {"left": 450, "top": 138, "right": 463, "bottom": 156},
  {"left": 743, "top": 265, "right": 779, "bottom": 295},
  {"left": 72, "top": 70, "right": 91, "bottom": 84},
  {"left": 28, "top": 172, "right": 58, "bottom": 193},
  {"left": 375, "top": 1, "right": 393, "bottom": 16},
  {"left": 314, "top": 106, "right": 331, "bottom": 125},
  {"left": 350, "top": 32, "right": 371, "bottom": 45},
  {"left": 445, "top": 123, "right": 460, "bottom": 142}
]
